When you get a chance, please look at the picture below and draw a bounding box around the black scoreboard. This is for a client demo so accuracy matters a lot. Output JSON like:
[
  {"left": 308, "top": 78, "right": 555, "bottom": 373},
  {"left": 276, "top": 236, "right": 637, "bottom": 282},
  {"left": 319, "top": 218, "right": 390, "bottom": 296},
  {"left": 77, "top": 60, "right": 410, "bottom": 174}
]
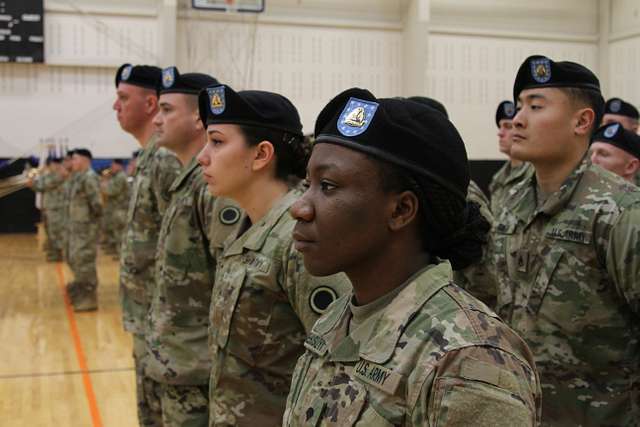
[{"left": 0, "top": 0, "right": 44, "bottom": 63}]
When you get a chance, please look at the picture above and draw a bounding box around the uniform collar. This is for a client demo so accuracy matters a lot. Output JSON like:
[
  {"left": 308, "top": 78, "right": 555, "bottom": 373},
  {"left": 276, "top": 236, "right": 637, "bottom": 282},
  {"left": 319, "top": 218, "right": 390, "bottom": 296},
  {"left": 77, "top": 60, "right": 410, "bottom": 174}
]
[
  {"left": 508, "top": 155, "right": 588, "bottom": 223},
  {"left": 168, "top": 157, "right": 199, "bottom": 193},
  {"left": 222, "top": 188, "right": 300, "bottom": 257},
  {"left": 309, "top": 262, "right": 454, "bottom": 364}
]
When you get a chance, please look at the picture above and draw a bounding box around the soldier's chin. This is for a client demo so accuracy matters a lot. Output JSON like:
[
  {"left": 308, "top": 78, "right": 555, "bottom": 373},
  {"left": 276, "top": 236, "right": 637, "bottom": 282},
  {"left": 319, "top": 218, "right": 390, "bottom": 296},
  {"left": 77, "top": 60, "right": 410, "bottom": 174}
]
[{"left": 301, "top": 254, "right": 340, "bottom": 278}]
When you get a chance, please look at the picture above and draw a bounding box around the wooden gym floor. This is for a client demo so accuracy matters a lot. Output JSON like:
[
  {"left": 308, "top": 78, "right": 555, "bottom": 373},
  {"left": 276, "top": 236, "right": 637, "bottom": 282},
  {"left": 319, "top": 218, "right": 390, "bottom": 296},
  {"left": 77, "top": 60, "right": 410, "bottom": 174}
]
[{"left": 0, "top": 227, "right": 137, "bottom": 427}]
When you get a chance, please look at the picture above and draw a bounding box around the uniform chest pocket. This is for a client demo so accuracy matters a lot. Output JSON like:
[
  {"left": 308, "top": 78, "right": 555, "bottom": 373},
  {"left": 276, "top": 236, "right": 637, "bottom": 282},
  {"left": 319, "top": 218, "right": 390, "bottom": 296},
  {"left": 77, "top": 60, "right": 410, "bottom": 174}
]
[
  {"left": 294, "top": 369, "right": 368, "bottom": 426},
  {"left": 525, "top": 246, "right": 564, "bottom": 315},
  {"left": 211, "top": 267, "right": 245, "bottom": 350},
  {"left": 127, "top": 178, "right": 143, "bottom": 221},
  {"left": 70, "top": 200, "right": 90, "bottom": 221}
]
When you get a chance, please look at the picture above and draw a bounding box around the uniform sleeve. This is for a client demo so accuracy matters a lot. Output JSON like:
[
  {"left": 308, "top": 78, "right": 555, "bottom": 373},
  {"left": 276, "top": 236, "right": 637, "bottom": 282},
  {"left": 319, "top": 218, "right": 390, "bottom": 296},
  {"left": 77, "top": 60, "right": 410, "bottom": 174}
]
[
  {"left": 194, "top": 186, "right": 238, "bottom": 260},
  {"left": 31, "top": 174, "right": 48, "bottom": 192},
  {"left": 85, "top": 175, "right": 103, "bottom": 218},
  {"left": 33, "top": 172, "right": 63, "bottom": 192},
  {"left": 411, "top": 346, "right": 540, "bottom": 427},
  {"left": 103, "top": 175, "right": 123, "bottom": 197},
  {"left": 455, "top": 190, "right": 497, "bottom": 308},
  {"left": 151, "top": 149, "right": 181, "bottom": 215},
  {"left": 605, "top": 204, "right": 640, "bottom": 314},
  {"left": 281, "top": 244, "right": 352, "bottom": 333}
]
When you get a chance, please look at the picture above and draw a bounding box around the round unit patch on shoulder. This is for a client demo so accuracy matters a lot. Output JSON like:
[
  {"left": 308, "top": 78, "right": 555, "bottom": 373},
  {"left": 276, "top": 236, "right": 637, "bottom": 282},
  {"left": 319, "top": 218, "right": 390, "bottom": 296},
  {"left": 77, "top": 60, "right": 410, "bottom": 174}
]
[
  {"left": 309, "top": 286, "right": 338, "bottom": 315},
  {"left": 219, "top": 206, "right": 241, "bottom": 225}
]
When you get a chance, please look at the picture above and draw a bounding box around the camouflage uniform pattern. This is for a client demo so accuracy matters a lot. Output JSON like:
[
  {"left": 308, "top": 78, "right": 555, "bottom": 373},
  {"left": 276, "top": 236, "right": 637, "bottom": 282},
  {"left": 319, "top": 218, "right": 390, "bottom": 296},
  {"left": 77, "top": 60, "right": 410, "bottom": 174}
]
[
  {"left": 119, "top": 135, "right": 181, "bottom": 334},
  {"left": 489, "top": 161, "right": 533, "bottom": 216},
  {"left": 32, "top": 170, "right": 66, "bottom": 260},
  {"left": 61, "top": 173, "right": 76, "bottom": 262},
  {"left": 66, "top": 168, "right": 102, "bottom": 290},
  {"left": 454, "top": 180, "right": 496, "bottom": 308},
  {"left": 102, "top": 170, "right": 129, "bottom": 254},
  {"left": 283, "top": 262, "right": 542, "bottom": 426},
  {"left": 119, "top": 135, "right": 181, "bottom": 426},
  {"left": 491, "top": 157, "right": 640, "bottom": 426},
  {"left": 209, "top": 188, "right": 352, "bottom": 427},
  {"left": 146, "top": 158, "right": 240, "bottom": 426}
]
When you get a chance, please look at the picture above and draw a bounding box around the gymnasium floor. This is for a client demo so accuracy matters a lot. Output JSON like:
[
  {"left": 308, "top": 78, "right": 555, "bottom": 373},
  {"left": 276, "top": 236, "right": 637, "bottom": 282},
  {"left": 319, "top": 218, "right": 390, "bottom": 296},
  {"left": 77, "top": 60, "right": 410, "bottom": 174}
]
[{"left": 0, "top": 229, "right": 137, "bottom": 427}]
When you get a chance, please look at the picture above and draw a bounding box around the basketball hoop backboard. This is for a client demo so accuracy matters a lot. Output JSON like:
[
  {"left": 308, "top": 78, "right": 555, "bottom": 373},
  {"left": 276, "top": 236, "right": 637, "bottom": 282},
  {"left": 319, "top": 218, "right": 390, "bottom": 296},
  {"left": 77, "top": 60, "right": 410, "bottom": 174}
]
[{"left": 192, "top": 0, "right": 265, "bottom": 13}]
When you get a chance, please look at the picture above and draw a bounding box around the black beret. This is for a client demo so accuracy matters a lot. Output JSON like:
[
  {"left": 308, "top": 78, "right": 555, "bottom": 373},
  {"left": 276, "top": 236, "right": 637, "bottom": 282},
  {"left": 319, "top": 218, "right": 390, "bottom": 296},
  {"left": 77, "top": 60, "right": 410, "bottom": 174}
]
[
  {"left": 198, "top": 84, "right": 303, "bottom": 136},
  {"left": 407, "top": 96, "right": 449, "bottom": 119},
  {"left": 513, "top": 55, "right": 601, "bottom": 101},
  {"left": 314, "top": 87, "right": 469, "bottom": 202},
  {"left": 73, "top": 148, "right": 93, "bottom": 159},
  {"left": 159, "top": 67, "right": 219, "bottom": 95},
  {"left": 115, "top": 63, "right": 162, "bottom": 91},
  {"left": 604, "top": 98, "right": 639, "bottom": 119},
  {"left": 592, "top": 122, "right": 640, "bottom": 159},
  {"left": 495, "top": 100, "right": 516, "bottom": 127}
]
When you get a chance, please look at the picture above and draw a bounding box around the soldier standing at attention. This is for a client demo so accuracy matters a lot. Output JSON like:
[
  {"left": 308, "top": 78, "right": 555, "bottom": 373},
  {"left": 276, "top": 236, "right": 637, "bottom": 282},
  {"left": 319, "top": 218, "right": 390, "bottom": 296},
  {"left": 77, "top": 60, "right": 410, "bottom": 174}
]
[
  {"left": 65, "top": 148, "right": 102, "bottom": 311},
  {"left": 196, "top": 84, "right": 351, "bottom": 426},
  {"left": 590, "top": 122, "right": 640, "bottom": 182},
  {"left": 489, "top": 100, "right": 532, "bottom": 216},
  {"left": 492, "top": 55, "right": 640, "bottom": 425},
  {"left": 284, "top": 88, "right": 541, "bottom": 426},
  {"left": 113, "top": 63, "right": 182, "bottom": 426},
  {"left": 101, "top": 159, "right": 129, "bottom": 256},
  {"left": 28, "top": 157, "right": 68, "bottom": 262},
  {"left": 145, "top": 67, "right": 238, "bottom": 426}
]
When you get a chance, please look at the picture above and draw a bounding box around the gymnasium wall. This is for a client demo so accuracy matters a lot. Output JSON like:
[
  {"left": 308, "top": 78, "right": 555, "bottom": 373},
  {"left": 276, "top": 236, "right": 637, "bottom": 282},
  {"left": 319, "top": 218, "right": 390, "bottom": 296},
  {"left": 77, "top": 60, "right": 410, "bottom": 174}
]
[{"left": 0, "top": 0, "right": 635, "bottom": 162}]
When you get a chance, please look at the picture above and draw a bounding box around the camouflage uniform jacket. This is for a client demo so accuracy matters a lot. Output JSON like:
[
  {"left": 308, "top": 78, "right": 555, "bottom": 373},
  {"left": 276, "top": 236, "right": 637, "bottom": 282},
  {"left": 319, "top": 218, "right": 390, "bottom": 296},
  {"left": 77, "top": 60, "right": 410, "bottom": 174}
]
[
  {"left": 67, "top": 169, "right": 102, "bottom": 223},
  {"left": 146, "top": 158, "right": 239, "bottom": 385},
  {"left": 455, "top": 180, "right": 496, "bottom": 308},
  {"left": 33, "top": 171, "right": 66, "bottom": 211},
  {"left": 209, "top": 188, "right": 351, "bottom": 426},
  {"left": 103, "top": 170, "right": 130, "bottom": 211},
  {"left": 489, "top": 161, "right": 533, "bottom": 216},
  {"left": 283, "top": 261, "right": 542, "bottom": 426},
  {"left": 119, "top": 135, "right": 182, "bottom": 334},
  {"left": 492, "top": 157, "right": 640, "bottom": 426}
]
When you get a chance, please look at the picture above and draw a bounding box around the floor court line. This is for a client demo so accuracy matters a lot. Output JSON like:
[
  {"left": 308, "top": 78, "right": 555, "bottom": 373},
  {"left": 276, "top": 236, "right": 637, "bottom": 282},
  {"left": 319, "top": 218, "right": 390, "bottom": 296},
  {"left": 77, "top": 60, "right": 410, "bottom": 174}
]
[
  {"left": 55, "top": 263, "right": 104, "bottom": 427},
  {"left": 0, "top": 367, "right": 134, "bottom": 380}
]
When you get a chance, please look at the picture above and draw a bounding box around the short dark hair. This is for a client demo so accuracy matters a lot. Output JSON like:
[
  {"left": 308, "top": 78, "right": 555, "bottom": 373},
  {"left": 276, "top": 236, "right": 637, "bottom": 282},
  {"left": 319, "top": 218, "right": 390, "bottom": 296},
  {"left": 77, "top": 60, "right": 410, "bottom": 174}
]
[
  {"left": 238, "top": 125, "right": 309, "bottom": 180},
  {"left": 559, "top": 87, "right": 605, "bottom": 136}
]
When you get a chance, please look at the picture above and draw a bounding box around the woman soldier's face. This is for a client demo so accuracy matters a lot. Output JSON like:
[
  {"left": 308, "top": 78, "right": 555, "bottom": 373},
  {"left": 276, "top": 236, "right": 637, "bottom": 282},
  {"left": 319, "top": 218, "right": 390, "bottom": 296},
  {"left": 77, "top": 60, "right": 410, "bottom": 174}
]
[
  {"left": 290, "top": 143, "right": 396, "bottom": 277},
  {"left": 198, "top": 124, "right": 256, "bottom": 198}
]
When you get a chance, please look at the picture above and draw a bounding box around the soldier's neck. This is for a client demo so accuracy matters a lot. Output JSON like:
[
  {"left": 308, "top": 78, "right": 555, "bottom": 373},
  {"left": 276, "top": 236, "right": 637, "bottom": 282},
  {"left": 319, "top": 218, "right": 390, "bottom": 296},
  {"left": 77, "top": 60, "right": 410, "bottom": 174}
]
[
  {"left": 533, "top": 148, "right": 585, "bottom": 195},
  {"left": 234, "top": 177, "right": 289, "bottom": 226},
  {"left": 349, "top": 237, "right": 431, "bottom": 305},
  {"left": 134, "top": 122, "right": 156, "bottom": 148},
  {"left": 509, "top": 157, "right": 523, "bottom": 168},
  {"left": 174, "top": 137, "right": 205, "bottom": 167}
]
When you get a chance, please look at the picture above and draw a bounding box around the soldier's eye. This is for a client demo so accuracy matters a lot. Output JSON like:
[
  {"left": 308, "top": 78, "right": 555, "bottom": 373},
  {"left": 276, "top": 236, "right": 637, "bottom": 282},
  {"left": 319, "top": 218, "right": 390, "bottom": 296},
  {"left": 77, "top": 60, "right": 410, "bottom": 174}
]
[{"left": 320, "top": 180, "right": 336, "bottom": 193}]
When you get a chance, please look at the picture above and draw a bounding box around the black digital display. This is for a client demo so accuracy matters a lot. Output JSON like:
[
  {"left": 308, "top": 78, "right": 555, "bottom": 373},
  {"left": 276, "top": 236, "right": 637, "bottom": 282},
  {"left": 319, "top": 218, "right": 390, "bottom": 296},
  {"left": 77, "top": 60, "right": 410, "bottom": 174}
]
[{"left": 0, "top": 0, "right": 44, "bottom": 63}]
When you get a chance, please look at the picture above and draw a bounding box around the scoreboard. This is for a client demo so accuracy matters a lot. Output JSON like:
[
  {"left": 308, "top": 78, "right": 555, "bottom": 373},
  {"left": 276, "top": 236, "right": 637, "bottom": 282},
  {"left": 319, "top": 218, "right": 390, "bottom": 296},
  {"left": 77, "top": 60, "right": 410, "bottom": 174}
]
[{"left": 0, "top": 0, "right": 44, "bottom": 63}]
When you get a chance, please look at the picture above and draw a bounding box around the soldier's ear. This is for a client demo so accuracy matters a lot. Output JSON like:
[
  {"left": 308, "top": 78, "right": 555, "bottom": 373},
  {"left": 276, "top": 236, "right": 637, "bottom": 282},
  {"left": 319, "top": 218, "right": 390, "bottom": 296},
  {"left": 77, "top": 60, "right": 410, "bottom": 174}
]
[
  {"left": 388, "top": 190, "right": 419, "bottom": 232},
  {"left": 573, "top": 107, "right": 595, "bottom": 137}
]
